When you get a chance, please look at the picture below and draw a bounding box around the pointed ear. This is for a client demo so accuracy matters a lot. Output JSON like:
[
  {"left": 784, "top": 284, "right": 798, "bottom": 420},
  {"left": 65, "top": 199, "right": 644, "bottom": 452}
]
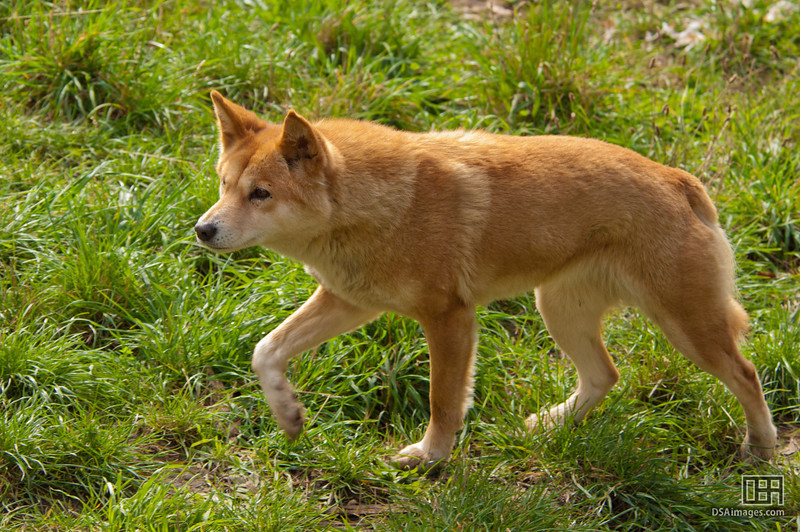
[
  {"left": 210, "top": 90, "right": 267, "bottom": 151},
  {"left": 279, "top": 110, "right": 325, "bottom": 165}
]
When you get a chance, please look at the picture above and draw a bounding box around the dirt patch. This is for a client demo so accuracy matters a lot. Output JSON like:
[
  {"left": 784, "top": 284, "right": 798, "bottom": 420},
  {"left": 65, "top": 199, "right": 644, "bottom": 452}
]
[
  {"left": 451, "top": 0, "right": 514, "bottom": 20},
  {"left": 777, "top": 424, "right": 799, "bottom": 464}
]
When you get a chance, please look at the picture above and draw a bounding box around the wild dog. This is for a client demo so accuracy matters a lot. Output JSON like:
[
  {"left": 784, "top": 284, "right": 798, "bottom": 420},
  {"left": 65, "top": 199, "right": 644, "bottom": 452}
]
[{"left": 195, "top": 91, "right": 777, "bottom": 469}]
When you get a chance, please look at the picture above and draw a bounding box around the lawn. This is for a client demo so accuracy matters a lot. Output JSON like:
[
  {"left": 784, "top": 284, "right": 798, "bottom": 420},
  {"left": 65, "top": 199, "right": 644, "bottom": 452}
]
[{"left": 0, "top": 0, "right": 798, "bottom": 530}]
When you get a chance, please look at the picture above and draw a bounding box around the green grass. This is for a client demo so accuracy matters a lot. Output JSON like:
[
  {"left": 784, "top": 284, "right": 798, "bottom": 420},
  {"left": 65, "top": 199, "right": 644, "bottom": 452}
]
[{"left": 1, "top": 0, "right": 798, "bottom": 530}]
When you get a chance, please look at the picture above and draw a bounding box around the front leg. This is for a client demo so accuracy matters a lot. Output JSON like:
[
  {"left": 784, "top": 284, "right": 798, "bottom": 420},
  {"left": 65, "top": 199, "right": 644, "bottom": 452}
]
[
  {"left": 252, "top": 286, "right": 379, "bottom": 439},
  {"left": 391, "top": 305, "right": 478, "bottom": 470}
]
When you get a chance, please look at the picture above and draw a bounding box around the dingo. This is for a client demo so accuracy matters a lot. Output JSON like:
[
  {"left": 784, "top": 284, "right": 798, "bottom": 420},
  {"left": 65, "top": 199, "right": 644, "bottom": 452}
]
[{"left": 195, "top": 91, "right": 776, "bottom": 469}]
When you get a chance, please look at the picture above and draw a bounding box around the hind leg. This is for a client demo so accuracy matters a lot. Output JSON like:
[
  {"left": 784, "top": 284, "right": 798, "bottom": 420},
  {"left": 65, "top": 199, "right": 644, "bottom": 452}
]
[
  {"left": 527, "top": 280, "right": 620, "bottom": 431},
  {"left": 648, "top": 300, "right": 777, "bottom": 460}
]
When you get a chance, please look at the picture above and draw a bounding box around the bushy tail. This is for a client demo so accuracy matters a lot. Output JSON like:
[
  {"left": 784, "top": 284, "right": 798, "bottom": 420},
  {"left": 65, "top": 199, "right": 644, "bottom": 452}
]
[
  {"left": 713, "top": 224, "right": 751, "bottom": 340},
  {"left": 680, "top": 173, "right": 718, "bottom": 230},
  {"left": 680, "top": 171, "right": 749, "bottom": 340}
]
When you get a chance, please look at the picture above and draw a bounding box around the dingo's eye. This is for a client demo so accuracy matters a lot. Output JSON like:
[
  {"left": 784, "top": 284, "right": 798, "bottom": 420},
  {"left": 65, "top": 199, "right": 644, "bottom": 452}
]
[{"left": 250, "top": 187, "right": 271, "bottom": 201}]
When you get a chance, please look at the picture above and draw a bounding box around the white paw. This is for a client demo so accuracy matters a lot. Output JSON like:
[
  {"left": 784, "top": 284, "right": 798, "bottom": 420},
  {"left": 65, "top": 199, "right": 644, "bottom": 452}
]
[
  {"left": 274, "top": 399, "right": 306, "bottom": 440},
  {"left": 740, "top": 429, "right": 777, "bottom": 462},
  {"left": 389, "top": 442, "right": 448, "bottom": 472},
  {"left": 260, "top": 374, "right": 306, "bottom": 440},
  {"left": 525, "top": 410, "right": 562, "bottom": 433}
]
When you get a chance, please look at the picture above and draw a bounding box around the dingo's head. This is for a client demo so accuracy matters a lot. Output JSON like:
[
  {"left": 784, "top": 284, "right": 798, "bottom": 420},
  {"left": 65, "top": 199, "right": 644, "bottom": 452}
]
[{"left": 194, "top": 91, "right": 334, "bottom": 254}]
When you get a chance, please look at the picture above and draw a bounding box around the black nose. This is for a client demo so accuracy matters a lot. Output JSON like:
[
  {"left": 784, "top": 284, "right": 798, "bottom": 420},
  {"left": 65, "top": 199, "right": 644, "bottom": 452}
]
[{"left": 194, "top": 222, "right": 217, "bottom": 242}]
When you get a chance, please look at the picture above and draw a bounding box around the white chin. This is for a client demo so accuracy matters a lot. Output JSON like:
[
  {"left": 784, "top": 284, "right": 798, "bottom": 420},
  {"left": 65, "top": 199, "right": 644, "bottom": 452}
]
[{"left": 196, "top": 240, "right": 242, "bottom": 253}]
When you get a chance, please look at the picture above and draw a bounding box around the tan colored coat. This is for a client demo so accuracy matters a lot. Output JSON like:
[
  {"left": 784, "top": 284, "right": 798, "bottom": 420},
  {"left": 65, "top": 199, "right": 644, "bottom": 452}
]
[{"left": 196, "top": 91, "right": 776, "bottom": 469}]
